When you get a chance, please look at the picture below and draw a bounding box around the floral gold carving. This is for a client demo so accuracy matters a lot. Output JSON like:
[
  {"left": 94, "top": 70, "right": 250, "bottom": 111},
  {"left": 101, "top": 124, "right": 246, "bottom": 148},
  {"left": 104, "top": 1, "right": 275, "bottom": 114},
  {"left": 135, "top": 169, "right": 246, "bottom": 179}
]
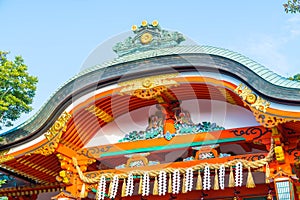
[
  {"left": 140, "top": 32, "right": 153, "bottom": 44},
  {"left": 246, "top": 93, "right": 257, "bottom": 104},
  {"left": 27, "top": 111, "right": 72, "bottom": 156},
  {"left": 44, "top": 111, "right": 72, "bottom": 141},
  {"left": 133, "top": 85, "right": 168, "bottom": 100},
  {"left": 0, "top": 154, "right": 14, "bottom": 164},
  {"left": 0, "top": 149, "right": 14, "bottom": 164},
  {"left": 234, "top": 83, "right": 270, "bottom": 112},
  {"left": 252, "top": 109, "right": 295, "bottom": 128},
  {"left": 113, "top": 20, "right": 185, "bottom": 57},
  {"left": 118, "top": 74, "right": 179, "bottom": 100}
]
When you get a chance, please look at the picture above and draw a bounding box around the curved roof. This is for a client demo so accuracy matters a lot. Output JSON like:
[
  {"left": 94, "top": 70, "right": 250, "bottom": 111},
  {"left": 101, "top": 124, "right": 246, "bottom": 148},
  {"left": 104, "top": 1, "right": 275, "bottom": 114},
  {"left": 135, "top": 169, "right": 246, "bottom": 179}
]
[
  {"left": 1, "top": 44, "right": 300, "bottom": 148},
  {"left": 81, "top": 45, "right": 300, "bottom": 89}
]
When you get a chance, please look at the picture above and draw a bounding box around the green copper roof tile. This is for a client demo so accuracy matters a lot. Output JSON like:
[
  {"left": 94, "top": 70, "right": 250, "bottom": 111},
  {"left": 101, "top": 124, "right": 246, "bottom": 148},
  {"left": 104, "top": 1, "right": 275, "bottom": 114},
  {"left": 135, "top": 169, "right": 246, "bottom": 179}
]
[
  {"left": 262, "top": 71, "right": 274, "bottom": 77},
  {"left": 277, "top": 78, "right": 289, "bottom": 85},
  {"left": 271, "top": 76, "right": 283, "bottom": 83},
  {"left": 283, "top": 81, "right": 295, "bottom": 87},
  {"left": 70, "top": 45, "right": 300, "bottom": 91},
  {"left": 3, "top": 44, "right": 300, "bottom": 138},
  {"left": 255, "top": 68, "right": 269, "bottom": 74},
  {"left": 290, "top": 82, "right": 300, "bottom": 87},
  {"left": 264, "top": 73, "right": 278, "bottom": 80},
  {"left": 260, "top": 70, "right": 273, "bottom": 78}
]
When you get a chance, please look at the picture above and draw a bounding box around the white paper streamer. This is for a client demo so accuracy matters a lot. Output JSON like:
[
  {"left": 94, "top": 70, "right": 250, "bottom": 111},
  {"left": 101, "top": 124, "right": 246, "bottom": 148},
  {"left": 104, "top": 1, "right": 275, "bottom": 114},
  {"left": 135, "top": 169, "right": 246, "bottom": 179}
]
[
  {"left": 235, "top": 162, "right": 243, "bottom": 187},
  {"left": 219, "top": 165, "right": 225, "bottom": 190},
  {"left": 158, "top": 170, "right": 167, "bottom": 196},
  {"left": 203, "top": 166, "right": 211, "bottom": 190}
]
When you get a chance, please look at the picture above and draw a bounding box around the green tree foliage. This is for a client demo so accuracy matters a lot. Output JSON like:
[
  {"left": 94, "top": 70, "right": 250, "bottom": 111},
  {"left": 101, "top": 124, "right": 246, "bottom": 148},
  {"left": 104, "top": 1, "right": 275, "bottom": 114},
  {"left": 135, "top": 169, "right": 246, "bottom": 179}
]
[
  {"left": 284, "top": 0, "right": 300, "bottom": 13},
  {"left": 289, "top": 73, "right": 300, "bottom": 81},
  {"left": 0, "top": 51, "right": 38, "bottom": 130}
]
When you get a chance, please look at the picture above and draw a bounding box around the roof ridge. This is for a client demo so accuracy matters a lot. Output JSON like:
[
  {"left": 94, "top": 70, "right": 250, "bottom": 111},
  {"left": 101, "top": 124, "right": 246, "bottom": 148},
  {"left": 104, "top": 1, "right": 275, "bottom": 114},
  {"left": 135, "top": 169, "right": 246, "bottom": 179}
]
[{"left": 2, "top": 45, "right": 299, "bottom": 136}]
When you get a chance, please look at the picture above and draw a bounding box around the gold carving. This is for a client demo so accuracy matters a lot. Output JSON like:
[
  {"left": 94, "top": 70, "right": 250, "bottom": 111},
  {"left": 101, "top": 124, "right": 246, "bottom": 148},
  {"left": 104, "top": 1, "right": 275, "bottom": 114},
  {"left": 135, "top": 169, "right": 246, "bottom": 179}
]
[
  {"left": 140, "top": 32, "right": 153, "bottom": 44},
  {"left": 246, "top": 93, "right": 257, "bottom": 104},
  {"left": 0, "top": 149, "right": 9, "bottom": 156},
  {"left": 141, "top": 20, "right": 148, "bottom": 27},
  {"left": 131, "top": 25, "right": 137, "bottom": 31},
  {"left": 27, "top": 111, "right": 72, "bottom": 156},
  {"left": 29, "top": 137, "right": 61, "bottom": 156},
  {"left": 45, "top": 111, "right": 72, "bottom": 141},
  {"left": 152, "top": 20, "right": 159, "bottom": 27},
  {"left": 0, "top": 155, "right": 14, "bottom": 164},
  {"left": 56, "top": 154, "right": 74, "bottom": 184},
  {"left": 0, "top": 150, "right": 14, "bottom": 163},
  {"left": 57, "top": 170, "right": 72, "bottom": 184},
  {"left": 252, "top": 109, "right": 294, "bottom": 128},
  {"left": 86, "top": 105, "right": 114, "bottom": 123},
  {"left": 133, "top": 85, "right": 168, "bottom": 100},
  {"left": 119, "top": 74, "right": 179, "bottom": 100},
  {"left": 234, "top": 83, "right": 270, "bottom": 112}
]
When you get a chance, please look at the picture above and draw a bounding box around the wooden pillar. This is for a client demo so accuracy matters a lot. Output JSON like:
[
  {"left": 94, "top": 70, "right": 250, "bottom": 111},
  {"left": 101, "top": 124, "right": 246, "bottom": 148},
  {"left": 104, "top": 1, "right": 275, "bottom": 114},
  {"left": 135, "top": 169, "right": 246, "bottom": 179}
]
[{"left": 56, "top": 152, "right": 94, "bottom": 198}]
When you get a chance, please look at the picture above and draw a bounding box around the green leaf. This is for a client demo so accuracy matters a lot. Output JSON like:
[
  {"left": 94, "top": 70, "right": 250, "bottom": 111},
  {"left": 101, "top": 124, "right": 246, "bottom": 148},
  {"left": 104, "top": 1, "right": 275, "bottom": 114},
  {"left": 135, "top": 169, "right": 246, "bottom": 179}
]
[
  {"left": 0, "top": 51, "right": 38, "bottom": 130},
  {"left": 283, "top": 0, "right": 300, "bottom": 13}
]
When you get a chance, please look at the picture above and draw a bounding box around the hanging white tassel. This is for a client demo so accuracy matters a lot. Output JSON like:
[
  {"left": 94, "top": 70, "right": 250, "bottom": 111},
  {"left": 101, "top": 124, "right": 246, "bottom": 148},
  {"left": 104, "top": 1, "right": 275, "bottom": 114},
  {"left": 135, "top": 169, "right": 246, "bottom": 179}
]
[
  {"left": 126, "top": 173, "right": 134, "bottom": 196},
  {"left": 219, "top": 165, "right": 225, "bottom": 190},
  {"left": 172, "top": 169, "right": 181, "bottom": 194},
  {"left": 96, "top": 175, "right": 106, "bottom": 200},
  {"left": 158, "top": 170, "right": 167, "bottom": 196},
  {"left": 109, "top": 175, "right": 119, "bottom": 199},
  {"left": 142, "top": 172, "right": 150, "bottom": 196},
  {"left": 235, "top": 162, "right": 243, "bottom": 187},
  {"left": 185, "top": 168, "right": 193, "bottom": 192},
  {"left": 203, "top": 166, "right": 211, "bottom": 190},
  {"left": 80, "top": 183, "right": 86, "bottom": 198}
]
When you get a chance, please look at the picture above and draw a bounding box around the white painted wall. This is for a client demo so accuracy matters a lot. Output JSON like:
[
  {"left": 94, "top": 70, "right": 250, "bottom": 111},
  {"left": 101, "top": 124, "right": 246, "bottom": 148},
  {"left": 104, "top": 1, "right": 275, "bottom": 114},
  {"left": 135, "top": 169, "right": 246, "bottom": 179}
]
[{"left": 85, "top": 99, "right": 259, "bottom": 147}]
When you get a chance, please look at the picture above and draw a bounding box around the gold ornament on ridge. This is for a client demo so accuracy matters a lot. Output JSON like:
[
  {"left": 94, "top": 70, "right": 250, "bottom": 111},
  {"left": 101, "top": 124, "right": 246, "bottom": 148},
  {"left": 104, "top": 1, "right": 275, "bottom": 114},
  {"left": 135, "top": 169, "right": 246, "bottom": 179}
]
[
  {"left": 140, "top": 32, "right": 153, "bottom": 44},
  {"left": 152, "top": 20, "right": 159, "bottom": 27},
  {"left": 131, "top": 25, "right": 137, "bottom": 31},
  {"left": 141, "top": 20, "right": 148, "bottom": 27}
]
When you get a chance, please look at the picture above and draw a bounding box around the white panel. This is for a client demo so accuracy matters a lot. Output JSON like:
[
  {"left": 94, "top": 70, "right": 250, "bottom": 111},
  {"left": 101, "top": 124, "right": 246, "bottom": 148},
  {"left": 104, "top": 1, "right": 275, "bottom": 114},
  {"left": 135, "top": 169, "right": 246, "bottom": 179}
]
[{"left": 85, "top": 99, "right": 258, "bottom": 147}]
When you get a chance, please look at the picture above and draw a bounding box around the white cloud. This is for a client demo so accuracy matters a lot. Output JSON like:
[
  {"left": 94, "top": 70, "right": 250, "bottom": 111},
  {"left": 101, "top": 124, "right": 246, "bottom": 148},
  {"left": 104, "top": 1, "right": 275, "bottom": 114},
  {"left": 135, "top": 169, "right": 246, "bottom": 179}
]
[
  {"left": 286, "top": 15, "right": 300, "bottom": 38},
  {"left": 245, "top": 36, "right": 290, "bottom": 76},
  {"left": 232, "top": 16, "right": 300, "bottom": 77}
]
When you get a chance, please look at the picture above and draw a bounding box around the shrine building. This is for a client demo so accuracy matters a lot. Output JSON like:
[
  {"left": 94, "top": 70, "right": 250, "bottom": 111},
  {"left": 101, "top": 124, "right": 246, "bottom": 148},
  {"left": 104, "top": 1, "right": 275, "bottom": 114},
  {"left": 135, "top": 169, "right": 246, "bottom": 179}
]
[{"left": 0, "top": 20, "right": 300, "bottom": 200}]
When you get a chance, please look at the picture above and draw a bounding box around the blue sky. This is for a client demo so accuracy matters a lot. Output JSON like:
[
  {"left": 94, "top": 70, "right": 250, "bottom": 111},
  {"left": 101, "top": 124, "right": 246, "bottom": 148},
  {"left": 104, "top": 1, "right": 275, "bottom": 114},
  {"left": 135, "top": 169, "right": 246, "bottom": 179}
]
[{"left": 0, "top": 1, "right": 299, "bottom": 131}]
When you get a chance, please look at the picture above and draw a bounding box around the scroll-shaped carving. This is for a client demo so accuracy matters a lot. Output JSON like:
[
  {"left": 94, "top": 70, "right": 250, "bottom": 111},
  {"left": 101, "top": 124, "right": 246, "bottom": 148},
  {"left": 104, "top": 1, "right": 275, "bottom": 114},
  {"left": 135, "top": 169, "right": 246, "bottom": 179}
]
[
  {"left": 27, "top": 111, "right": 72, "bottom": 156},
  {"left": 234, "top": 83, "right": 270, "bottom": 112},
  {"left": 45, "top": 111, "right": 72, "bottom": 141},
  {"left": 118, "top": 74, "right": 179, "bottom": 100},
  {"left": 252, "top": 109, "right": 295, "bottom": 128}
]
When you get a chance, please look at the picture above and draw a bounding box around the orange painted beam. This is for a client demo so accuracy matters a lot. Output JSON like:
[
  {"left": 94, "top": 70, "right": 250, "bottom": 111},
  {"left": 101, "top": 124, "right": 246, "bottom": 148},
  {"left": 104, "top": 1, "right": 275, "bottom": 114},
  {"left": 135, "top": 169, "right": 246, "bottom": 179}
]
[{"left": 80, "top": 126, "right": 271, "bottom": 159}]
